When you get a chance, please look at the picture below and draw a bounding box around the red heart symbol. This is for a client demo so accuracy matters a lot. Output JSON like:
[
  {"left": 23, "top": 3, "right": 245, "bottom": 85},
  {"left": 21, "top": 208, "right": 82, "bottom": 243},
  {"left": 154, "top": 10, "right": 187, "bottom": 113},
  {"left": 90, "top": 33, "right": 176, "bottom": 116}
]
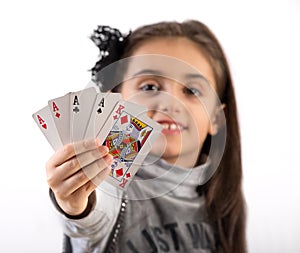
[{"left": 42, "top": 123, "right": 47, "bottom": 129}]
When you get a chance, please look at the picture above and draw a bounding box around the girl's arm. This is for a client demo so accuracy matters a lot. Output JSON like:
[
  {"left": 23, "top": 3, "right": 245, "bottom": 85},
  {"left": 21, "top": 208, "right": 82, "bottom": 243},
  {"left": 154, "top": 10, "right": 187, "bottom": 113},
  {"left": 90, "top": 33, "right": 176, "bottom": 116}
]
[{"left": 50, "top": 187, "right": 122, "bottom": 251}]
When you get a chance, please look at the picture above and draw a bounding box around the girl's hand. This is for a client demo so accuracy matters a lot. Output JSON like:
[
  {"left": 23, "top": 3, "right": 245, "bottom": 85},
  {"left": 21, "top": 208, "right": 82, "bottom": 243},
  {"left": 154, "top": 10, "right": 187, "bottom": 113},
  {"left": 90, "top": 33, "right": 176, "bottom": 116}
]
[{"left": 46, "top": 139, "right": 113, "bottom": 216}]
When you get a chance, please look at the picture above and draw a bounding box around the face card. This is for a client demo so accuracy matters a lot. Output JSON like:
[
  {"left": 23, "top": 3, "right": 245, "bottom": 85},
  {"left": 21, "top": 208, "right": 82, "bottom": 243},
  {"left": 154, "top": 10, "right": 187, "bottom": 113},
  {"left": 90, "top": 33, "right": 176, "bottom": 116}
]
[
  {"left": 48, "top": 93, "right": 71, "bottom": 145},
  {"left": 98, "top": 100, "right": 162, "bottom": 190},
  {"left": 70, "top": 87, "right": 98, "bottom": 142},
  {"left": 32, "top": 105, "right": 63, "bottom": 151},
  {"left": 84, "top": 92, "right": 122, "bottom": 139}
]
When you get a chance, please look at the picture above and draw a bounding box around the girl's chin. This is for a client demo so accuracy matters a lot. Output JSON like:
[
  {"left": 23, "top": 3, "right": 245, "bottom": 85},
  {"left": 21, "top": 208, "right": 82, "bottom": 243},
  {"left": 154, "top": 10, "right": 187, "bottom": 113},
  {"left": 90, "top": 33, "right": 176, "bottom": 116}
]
[
  {"left": 150, "top": 135, "right": 183, "bottom": 156},
  {"left": 150, "top": 147, "right": 182, "bottom": 162}
]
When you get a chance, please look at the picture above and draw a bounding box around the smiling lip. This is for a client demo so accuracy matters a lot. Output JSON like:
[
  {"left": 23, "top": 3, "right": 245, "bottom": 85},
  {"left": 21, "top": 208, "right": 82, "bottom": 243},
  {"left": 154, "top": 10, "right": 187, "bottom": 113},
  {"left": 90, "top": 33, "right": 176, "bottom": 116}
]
[{"left": 157, "top": 120, "right": 185, "bottom": 135}]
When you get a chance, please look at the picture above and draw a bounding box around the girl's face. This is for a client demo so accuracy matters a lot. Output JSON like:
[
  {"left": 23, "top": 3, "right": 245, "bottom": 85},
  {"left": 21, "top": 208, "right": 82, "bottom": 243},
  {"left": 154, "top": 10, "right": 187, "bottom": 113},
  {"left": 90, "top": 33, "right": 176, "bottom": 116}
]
[{"left": 120, "top": 37, "right": 218, "bottom": 168}]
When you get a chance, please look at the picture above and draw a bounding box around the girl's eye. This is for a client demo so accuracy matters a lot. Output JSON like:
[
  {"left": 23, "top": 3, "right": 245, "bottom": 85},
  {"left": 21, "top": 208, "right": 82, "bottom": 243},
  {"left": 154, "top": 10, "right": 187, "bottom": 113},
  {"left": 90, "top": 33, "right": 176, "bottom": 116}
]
[
  {"left": 140, "top": 83, "right": 160, "bottom": 92},
  {"left": 183, "top": 87, "right": 203, "bottom": 97}
]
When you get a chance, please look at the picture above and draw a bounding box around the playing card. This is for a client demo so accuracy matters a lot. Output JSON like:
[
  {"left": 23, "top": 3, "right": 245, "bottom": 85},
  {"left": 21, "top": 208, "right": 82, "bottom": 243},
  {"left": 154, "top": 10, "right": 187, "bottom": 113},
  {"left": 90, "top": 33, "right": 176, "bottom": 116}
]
[
  {"left": 70, "top": 87, "right": 98, "bottom": 142},
  {"left": 48, "top": 93, "right": 71, "bottom": 145},
  {"left": 98, "top": 100, "right": 162, "bottom": 190},
  {"left": 84, "top": 92, "right": 122, "bottom": 139},
  {"left": 32, "top": 105, "right": 63, "bottom": 151}
]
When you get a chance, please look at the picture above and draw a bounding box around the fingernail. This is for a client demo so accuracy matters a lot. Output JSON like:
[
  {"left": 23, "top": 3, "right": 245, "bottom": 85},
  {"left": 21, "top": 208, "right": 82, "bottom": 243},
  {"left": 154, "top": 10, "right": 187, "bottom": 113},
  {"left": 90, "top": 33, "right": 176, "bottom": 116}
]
[
  {"left": 99, "top": 145, "right": 109, "bottom": 155},
  {"left": 107, "top": 154, "right": 113, "bottom": 162},
  {"left": 105, "top": 154, "right": 113, "bottom": 165}
]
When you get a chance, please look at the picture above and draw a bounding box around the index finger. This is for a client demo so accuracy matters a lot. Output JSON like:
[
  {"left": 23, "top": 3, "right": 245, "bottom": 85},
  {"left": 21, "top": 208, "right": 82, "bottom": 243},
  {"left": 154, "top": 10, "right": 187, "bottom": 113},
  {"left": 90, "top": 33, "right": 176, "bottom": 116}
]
[{"left": 47, "top": 138, "right": 104, "bottom": 167}]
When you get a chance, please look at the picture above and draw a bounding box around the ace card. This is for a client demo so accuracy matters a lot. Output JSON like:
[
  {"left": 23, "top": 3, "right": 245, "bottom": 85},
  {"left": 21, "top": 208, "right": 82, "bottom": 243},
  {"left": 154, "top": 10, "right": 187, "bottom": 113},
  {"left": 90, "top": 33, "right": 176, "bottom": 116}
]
[
  {"left": 84, "top": 92, "right": 122, "bottom": 139},
  {"left": 70, "top": 87, "right": 98, "bottom": 141},
  {"left": 32, "top": 105, "right": 63, "bottom": 151},
  {"left": 48, "top": 93, "right": 71, "bottom": 145}
]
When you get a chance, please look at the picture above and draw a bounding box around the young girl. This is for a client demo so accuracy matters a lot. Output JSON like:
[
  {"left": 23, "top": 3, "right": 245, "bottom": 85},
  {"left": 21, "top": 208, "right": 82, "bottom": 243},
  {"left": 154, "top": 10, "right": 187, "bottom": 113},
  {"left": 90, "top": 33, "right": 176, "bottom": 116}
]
[{"left": 46, "top": 20, "right": 247, "bottom": 253}]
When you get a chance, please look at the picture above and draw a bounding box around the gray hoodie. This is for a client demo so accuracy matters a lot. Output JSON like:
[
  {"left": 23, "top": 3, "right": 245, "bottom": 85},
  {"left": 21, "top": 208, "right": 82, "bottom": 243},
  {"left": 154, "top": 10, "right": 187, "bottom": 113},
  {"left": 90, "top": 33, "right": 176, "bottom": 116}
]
[{"left": 53, "top": 155, "right": 216, "bottom": 253}]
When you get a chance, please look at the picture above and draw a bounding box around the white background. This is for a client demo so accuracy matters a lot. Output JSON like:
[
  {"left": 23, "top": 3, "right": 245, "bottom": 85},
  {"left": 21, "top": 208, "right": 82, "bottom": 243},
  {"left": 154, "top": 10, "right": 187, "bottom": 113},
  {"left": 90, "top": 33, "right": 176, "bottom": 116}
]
[{"left": 0, "top": 0, "right": 299, "bottom": 252}]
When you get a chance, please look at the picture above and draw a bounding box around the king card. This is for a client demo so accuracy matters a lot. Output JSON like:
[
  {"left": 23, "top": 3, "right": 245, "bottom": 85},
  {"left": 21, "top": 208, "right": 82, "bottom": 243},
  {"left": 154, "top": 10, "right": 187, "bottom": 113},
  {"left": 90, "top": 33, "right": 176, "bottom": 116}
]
[{"left": 98, "top": 100, "right": 162, "bottom": 190}]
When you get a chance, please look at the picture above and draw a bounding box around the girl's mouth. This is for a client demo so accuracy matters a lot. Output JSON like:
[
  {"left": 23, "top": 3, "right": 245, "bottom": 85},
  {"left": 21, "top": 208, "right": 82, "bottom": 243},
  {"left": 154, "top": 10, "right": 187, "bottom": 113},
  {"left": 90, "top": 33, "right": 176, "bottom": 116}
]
[{"left": 157, "top": 120, "right": 186, "bottom": 135}]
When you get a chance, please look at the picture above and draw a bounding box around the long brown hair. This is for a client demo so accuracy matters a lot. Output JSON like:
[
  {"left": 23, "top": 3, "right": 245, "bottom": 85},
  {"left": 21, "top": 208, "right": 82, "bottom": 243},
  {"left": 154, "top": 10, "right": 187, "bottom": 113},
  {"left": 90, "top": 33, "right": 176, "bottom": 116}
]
[{"left": 119, "top": 20, "right": 247, "bottom": 253}]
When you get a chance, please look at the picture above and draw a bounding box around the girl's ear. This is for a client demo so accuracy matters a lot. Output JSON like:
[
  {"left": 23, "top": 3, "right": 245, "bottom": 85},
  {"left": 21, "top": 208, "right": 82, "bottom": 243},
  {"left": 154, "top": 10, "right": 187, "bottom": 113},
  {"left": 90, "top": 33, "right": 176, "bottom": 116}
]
[{"left": 208, "top": 103, "right": 226, "bottom": 136}]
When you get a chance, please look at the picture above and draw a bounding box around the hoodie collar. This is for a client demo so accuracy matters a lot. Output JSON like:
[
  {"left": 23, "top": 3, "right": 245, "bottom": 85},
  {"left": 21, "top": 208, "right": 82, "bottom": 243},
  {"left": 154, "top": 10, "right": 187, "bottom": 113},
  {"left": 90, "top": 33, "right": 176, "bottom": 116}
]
[{"left": 127, "top": 154, "right": 212, "bottom": 200}]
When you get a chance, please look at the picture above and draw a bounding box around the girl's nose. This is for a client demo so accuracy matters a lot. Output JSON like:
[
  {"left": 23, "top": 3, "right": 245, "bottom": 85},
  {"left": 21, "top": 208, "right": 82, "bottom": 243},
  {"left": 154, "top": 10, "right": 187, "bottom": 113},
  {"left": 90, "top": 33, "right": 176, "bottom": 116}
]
[{"left": 157, "top": 83, "right": 184, "bottom": 114}]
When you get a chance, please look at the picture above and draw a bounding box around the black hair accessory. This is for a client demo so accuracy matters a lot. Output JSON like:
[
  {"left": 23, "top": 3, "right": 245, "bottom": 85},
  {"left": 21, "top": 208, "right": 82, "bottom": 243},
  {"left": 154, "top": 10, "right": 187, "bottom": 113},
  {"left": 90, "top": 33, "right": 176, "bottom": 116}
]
[{"left": 90, "top": 25, "right": 131, "bottom": 83}]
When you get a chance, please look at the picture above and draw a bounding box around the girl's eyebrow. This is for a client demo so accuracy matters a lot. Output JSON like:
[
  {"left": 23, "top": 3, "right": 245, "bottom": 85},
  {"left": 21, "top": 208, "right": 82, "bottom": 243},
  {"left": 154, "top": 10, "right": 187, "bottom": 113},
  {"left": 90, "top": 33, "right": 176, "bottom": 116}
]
[
  {"left": 132, "top": 69, "right": 164, "bottom": 77},
  {"left": 132, "top": 69, "right": 209, "bottom": 84},
  {"left": 184, "top": 73, "right": 209, "bottom": 83}
]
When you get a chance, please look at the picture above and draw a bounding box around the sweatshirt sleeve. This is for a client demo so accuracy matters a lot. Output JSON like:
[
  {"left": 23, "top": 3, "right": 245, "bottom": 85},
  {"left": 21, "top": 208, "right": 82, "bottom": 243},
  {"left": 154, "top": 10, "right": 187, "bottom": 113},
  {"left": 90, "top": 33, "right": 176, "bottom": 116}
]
[{"left": 50, "top": 182, "right": 123, "bottom": 252}]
